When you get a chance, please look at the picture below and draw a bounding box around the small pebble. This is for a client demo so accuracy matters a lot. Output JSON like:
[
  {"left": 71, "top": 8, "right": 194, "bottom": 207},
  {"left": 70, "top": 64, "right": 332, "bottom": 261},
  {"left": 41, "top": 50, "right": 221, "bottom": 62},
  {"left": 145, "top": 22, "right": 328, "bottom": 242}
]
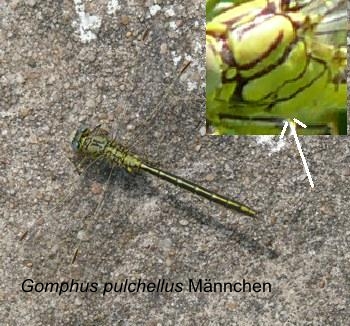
[
  {"left": 77, "top": 230, "right": 89, "bottom": 241},
  {"left": 205, "top": 173, "right": 215, "bottom": 182},
  {"left": 120, "top": 15, "right": 129, "bottom": 25}
]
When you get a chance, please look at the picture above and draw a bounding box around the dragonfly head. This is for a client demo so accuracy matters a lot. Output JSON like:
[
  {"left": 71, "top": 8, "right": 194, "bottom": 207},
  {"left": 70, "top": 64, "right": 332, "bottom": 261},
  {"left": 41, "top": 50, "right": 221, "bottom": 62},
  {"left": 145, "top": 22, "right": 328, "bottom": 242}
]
[{"left": 71, "top": 126, "right": 90, "bottom": 152}]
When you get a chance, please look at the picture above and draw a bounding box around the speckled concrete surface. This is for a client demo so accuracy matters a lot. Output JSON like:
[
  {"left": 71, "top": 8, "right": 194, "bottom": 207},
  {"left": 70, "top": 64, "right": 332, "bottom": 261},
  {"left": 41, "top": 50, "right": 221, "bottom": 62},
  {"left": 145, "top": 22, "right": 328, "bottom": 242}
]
[{"left": 1, "top": 1, "right": 349, "bottom": 325}]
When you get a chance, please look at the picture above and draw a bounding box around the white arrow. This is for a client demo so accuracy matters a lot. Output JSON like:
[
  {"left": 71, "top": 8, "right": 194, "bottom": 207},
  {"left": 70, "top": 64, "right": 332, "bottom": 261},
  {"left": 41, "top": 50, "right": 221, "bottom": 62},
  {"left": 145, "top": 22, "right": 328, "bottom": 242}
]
[{"left": 279, "top": 119, "right": 314, "bottom": 188}]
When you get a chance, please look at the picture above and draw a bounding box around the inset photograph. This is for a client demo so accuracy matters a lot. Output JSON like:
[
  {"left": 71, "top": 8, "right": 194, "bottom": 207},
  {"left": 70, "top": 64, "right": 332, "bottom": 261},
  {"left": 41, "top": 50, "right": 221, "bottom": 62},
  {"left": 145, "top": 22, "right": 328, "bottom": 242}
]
[{"left": 206, "top": 0, "right": 347, "bottom": 135}]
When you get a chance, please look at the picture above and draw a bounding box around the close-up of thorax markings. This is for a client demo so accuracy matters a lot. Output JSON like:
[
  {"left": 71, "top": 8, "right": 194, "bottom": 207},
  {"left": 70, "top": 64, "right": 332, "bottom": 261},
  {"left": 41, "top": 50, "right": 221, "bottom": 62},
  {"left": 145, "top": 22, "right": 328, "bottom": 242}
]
[{"left": 206, "top": 0, "right": 347, "bottom": 135}]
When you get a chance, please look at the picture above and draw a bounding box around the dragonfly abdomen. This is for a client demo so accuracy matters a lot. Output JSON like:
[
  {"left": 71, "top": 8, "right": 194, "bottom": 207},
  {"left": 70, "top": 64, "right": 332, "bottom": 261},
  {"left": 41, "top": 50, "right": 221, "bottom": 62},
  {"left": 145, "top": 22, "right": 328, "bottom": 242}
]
[{"left": 140, "top": 163, "right": 257, "bottom": 217}]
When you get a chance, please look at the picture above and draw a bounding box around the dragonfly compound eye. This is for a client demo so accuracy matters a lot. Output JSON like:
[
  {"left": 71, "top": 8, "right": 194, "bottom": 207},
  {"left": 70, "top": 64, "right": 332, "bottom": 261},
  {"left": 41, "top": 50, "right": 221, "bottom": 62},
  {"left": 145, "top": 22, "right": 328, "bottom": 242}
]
[{"left": 71, "top": 126, "right": 89, "bottom": 151}]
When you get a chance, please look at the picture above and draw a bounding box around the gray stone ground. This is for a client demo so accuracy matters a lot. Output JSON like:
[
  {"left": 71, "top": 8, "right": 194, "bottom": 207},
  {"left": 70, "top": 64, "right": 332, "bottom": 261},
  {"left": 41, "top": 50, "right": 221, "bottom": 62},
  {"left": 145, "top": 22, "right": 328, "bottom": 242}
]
[{"left": 1, "top": 1, "right": 349, "bottom": 325}]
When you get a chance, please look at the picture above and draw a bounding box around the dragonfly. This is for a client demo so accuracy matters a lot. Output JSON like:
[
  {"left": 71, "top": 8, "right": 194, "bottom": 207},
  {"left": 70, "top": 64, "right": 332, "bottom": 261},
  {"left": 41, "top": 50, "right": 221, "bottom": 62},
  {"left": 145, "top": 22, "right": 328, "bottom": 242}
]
[
  {"left": 65, "top": 105, "right": 256, "bottom": 263},
  {"left": 71, "top": 125, "right": 257, "bottom": 217},
  {"left": 206, "top": 0, "right": 347, "bottom": 135}
]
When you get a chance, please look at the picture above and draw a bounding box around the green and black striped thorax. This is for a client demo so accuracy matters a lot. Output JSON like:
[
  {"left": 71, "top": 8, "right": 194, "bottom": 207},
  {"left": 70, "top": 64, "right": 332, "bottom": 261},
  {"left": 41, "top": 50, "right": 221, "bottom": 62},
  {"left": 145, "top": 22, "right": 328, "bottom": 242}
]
[
  {"left": 206, "top": 0, "right": 346, "bottom": 134},
  {"left": 207, "top": 0, "right": 345, "bottom": 107}
]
